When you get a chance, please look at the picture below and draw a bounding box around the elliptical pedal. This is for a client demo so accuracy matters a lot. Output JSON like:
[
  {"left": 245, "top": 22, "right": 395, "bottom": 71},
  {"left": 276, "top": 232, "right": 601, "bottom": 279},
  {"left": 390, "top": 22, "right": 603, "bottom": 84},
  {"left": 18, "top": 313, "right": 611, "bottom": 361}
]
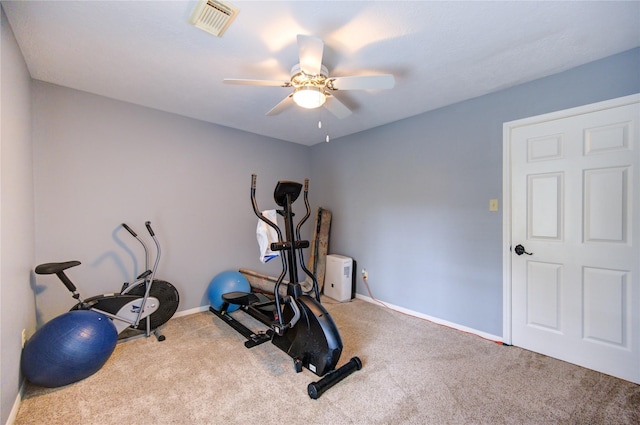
[
  {"left": 246, "top": 330, "right": 273, "bottom": 348},
  {"left": 222, "top": 291, "right": 260, "bottom": 306}
]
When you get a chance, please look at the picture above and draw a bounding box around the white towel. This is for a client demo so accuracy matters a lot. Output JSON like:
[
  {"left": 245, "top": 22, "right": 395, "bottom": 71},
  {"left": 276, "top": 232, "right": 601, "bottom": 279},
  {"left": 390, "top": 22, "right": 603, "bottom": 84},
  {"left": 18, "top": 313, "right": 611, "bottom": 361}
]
[{"left": 256, "top": 210, "right": 279, "bottom": 263}]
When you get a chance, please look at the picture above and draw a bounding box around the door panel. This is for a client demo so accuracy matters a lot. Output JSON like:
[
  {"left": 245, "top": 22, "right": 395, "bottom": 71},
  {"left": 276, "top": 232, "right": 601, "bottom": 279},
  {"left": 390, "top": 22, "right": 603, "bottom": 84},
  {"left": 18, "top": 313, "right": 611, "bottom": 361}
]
[
  {"left": 526, "top": 261, "right": 562, "bottom": 331},
  {"left": 507, "top": 96, "right": 639, "bottom": 383},
  {"left": 582, "top": 266, "right": 627, "bottom": 346},
  {"left": 528, "top": 173, "right": 563, "bottom": 240},
  {"left": 583, "top": 167, "right": 628, "bottom": 243}
]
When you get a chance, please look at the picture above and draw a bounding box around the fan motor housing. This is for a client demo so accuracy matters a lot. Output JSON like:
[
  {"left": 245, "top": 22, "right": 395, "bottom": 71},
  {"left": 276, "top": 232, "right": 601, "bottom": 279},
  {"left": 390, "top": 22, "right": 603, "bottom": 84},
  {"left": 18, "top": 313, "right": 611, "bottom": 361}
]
[{"left": 290, "top": 64, "right": 328, "bottom": 89}]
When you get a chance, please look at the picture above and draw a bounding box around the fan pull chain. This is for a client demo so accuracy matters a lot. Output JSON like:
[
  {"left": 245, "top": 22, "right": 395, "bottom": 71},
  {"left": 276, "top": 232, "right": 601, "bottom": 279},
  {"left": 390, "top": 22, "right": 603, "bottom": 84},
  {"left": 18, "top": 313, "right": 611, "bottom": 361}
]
[
  {"left": 318, "top": 110, "right": 329, "bottom": 142},
  {"left": 324, "top": 117, "right": 330, "bottom": 142}
]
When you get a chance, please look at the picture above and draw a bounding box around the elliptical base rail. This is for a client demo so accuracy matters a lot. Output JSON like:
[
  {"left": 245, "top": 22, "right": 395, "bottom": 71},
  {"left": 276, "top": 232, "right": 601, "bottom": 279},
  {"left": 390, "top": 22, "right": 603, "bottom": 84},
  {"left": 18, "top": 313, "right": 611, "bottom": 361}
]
[{"left": 209, "top": 306, "right": 273, "bottom": 348}]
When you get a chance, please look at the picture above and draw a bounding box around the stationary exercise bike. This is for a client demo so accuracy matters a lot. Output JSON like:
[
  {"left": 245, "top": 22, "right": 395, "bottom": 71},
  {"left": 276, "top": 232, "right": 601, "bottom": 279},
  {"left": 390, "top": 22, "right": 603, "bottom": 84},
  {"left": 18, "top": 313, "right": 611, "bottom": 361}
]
[
  {"left": 210, "top": 175, "right": 361, "bottom": 398},
  {"left": 35, "top": 221, "right": 180, "bottom": 341}
]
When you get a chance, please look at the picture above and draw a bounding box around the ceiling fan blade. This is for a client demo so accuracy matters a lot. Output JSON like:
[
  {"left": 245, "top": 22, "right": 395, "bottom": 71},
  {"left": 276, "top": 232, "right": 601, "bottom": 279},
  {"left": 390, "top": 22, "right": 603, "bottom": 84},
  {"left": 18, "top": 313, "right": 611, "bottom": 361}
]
[
  {"left": 266, "top": 94, "right": 294, "bottom": 116},
  {"left": 297, "top": 34, "right": 324, "bottom": 75},
  {"left": 324, "top": 95, "right": 352, "bottom": 119},
  {"left": 328, "top": 75, "right": 395, "bottom": 91},
  {"left": 224, "top": 78, "right": 291, "bottom": 87}
]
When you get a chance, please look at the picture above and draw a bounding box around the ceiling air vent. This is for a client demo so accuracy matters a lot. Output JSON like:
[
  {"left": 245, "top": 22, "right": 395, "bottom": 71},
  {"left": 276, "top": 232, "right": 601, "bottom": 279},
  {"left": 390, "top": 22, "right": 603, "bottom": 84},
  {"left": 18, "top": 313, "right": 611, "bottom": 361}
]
[{"left": 190, "top": 0, "right": 239, "bottom": 37}]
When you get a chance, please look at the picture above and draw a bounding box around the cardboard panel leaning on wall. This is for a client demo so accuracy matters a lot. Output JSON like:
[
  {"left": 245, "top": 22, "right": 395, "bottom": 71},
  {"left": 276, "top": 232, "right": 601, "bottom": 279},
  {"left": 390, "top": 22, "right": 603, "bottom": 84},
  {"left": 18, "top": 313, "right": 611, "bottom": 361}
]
[{"left": 31, "top": 81, "right": 311, "bottom": 325}]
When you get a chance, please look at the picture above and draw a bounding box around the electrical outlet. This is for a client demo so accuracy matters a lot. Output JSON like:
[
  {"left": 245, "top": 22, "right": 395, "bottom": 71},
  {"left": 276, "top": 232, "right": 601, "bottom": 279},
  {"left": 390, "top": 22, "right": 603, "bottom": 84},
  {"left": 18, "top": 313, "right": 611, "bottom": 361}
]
[
  {"left": 21, "top": 329, "right": 27, "bottom": 348},
  {"left": 361, "top": 268, "right": 368, "bottom": 279}
]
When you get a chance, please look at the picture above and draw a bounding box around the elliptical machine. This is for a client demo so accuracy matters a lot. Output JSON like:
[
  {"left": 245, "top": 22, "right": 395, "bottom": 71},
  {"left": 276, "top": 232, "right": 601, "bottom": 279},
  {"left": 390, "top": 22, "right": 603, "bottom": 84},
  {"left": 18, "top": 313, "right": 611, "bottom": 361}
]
[{"left": 209, "top": 175, "right": 361, "bottom": 398}]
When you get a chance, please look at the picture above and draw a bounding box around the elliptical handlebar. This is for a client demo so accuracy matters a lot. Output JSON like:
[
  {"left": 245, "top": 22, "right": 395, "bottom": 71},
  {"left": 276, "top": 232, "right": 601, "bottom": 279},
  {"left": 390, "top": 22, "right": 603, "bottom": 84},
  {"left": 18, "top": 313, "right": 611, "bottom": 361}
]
[
  {"left": 250, "top": 174, "right": 288, "bottom": 331},
  {"left": 296, "top": 179, "right": 311, "bottom": 232},
  {"left": 251, "top": 174, "right": 284, "bottom": 242},
  {"left": 250, "top": 174, "right": 322, "bottom": 303},
  {"left": 296, "top": 178, "right": 321, "bottom": 300}
]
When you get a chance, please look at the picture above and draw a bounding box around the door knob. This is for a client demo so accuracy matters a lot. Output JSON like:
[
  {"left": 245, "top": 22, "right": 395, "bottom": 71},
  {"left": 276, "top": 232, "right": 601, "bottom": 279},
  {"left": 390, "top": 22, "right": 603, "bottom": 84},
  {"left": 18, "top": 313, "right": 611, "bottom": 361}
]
[{"left": 514, "top": 244, "right": 533, "bottom": 256}]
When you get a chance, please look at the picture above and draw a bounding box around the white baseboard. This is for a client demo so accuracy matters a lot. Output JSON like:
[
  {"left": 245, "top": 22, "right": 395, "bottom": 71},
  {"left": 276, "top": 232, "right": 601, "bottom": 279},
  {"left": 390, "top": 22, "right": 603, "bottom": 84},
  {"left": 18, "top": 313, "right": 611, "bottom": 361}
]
[
  {"left": 5, "top": 379, "right": 25, "bottom": 425},
  {"left": 355, "top": 294, "right": 503, "bottom": 344},
  {"left": 171, "top": 299, "right": 503, "bottom": 344},
  {"left": 172, "top": 305, "right": 209, "bottom": 318}
]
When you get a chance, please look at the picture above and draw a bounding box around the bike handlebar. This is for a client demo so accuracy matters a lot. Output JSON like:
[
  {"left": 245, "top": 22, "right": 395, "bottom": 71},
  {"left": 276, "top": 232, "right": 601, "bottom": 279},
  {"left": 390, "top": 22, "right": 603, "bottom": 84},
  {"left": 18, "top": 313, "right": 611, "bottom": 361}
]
[
  {"left": 122, "top": 221, "right": 157, "bottom": 274},
  {"left": 122, "top": 223, "right": 137, "bottom": 237},
  {"left": 145, "top": 221, "right": 155, "bottom": 237},
  {"left": 123, "top": 222, "right": 156, "bottom": 237}
]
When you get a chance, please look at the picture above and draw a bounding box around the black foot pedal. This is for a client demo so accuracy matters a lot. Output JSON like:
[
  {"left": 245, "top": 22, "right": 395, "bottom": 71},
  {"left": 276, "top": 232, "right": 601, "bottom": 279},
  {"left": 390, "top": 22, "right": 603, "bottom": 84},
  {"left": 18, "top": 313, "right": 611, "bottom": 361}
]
[
  {"left": 245, "top": 330, "right": 272, "bottom": 348},
  {"left": 222, "top": 291, "right": 260, "bottom": 306}
]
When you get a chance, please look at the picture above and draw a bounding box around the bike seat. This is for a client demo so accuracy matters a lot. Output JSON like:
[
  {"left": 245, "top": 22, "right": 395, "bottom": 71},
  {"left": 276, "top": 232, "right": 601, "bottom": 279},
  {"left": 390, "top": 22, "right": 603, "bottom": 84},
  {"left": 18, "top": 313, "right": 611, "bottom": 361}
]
[
  {"left": 35, "top": 261, "right": 81, "bottom": 275},
  {"left": 222, "top": 291, "right": 260, "bottom": 306}
]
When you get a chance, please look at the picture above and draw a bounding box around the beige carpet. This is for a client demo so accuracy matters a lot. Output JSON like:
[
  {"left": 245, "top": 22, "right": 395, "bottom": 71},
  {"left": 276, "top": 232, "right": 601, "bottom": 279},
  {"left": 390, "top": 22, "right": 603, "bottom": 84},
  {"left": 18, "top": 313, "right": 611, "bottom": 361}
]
[{"left": 15, "top": 298, "right": 640, "bottom": 424}]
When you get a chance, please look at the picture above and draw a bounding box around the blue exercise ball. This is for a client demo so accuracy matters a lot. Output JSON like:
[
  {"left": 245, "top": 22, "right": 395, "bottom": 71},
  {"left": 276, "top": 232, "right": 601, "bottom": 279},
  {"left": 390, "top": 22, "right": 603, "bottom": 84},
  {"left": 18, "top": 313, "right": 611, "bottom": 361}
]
[
  {"left": 21, "top": 310, "right": 118, "bottom": 388},
  {"left": 208, "top": 270, "right": 250, "bottom": 313}
]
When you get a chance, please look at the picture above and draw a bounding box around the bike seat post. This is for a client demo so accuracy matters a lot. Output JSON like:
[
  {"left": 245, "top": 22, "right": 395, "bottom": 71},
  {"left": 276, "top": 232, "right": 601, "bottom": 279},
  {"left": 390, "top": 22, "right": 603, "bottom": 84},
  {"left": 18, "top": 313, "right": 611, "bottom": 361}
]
[{"left": 56, "top": 271, "right": 83, "bottom": 301}]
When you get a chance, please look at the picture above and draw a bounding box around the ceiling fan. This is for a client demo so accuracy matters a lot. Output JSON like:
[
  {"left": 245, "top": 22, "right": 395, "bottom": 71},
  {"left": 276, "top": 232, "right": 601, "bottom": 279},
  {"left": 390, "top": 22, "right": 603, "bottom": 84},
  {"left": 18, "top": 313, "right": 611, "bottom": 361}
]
[{"left": 223, "top": 35, "right": 395, "bottom": 119}]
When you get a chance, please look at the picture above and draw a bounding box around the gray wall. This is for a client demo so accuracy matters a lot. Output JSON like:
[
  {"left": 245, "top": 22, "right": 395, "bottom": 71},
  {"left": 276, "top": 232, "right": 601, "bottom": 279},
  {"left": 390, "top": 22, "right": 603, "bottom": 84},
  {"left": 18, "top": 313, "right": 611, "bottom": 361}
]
[
  {"left": 1, "top": 6, "right": 36, "bottom": 424},
  {"left": 310, "top": 48, "right": 640, "bottom": 337},
  {"left": 31, "top": 81, "right": 312, "bottom": 326}
]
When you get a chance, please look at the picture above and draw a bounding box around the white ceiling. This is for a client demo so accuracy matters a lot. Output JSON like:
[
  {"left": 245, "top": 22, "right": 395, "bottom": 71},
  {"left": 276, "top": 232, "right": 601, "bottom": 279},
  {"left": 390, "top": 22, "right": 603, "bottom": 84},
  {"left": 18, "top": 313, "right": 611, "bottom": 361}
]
[{"left": 3, "top": 1, "right": 639, "bottom": 146}]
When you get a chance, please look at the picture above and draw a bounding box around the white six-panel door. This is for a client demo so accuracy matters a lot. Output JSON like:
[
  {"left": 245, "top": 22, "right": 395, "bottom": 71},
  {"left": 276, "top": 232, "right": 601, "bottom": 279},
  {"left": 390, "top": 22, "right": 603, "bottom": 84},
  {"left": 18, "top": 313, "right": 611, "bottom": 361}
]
[{"left": 504, "top": 94, "right": 639, "bottom": 384}]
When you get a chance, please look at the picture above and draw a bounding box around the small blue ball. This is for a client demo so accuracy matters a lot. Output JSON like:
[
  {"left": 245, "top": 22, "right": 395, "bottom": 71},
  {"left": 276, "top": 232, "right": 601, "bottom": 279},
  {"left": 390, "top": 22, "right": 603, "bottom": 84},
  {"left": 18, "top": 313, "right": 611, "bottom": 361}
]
[
  {"left": 21, "top": 310, "right": 118, "bottom": 388},
  {"left": 207, "top": 270, "right": 250, "bottom": 313}
]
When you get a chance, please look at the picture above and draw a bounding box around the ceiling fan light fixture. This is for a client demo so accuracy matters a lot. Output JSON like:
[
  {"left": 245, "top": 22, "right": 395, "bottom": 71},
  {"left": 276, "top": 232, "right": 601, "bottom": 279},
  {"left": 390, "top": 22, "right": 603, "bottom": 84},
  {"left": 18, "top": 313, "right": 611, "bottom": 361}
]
[{"left": 293, "top": 86, "right": 326, "bottom": 109}]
